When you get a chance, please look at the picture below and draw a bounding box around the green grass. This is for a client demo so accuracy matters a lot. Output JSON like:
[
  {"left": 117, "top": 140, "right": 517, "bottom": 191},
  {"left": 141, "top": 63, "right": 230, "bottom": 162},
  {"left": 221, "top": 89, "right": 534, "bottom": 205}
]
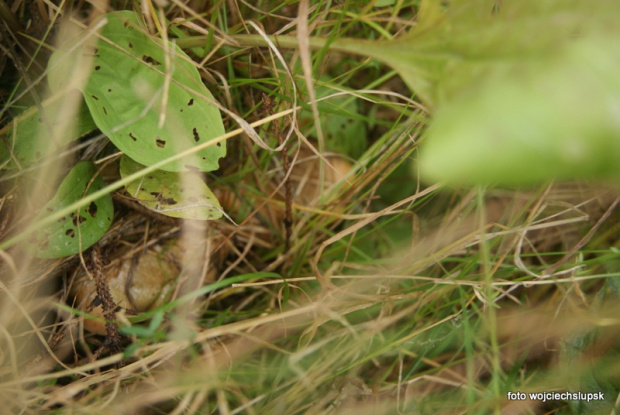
[{"left": 1, "top": 1, "right": 619, "bottom": 414}]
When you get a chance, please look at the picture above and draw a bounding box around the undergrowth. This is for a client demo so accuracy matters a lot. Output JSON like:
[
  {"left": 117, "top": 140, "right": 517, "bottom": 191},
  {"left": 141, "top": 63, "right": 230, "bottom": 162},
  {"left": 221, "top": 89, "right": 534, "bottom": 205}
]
[{"left": 1, "top": 1, "right": 619, "bottom": 414}]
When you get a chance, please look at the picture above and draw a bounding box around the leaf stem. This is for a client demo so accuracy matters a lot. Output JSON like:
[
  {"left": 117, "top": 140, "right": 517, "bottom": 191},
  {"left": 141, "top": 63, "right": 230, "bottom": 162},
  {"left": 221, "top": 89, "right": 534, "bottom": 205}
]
[{"left": 176, "top": 33, "right": 385, "bottom": 63}]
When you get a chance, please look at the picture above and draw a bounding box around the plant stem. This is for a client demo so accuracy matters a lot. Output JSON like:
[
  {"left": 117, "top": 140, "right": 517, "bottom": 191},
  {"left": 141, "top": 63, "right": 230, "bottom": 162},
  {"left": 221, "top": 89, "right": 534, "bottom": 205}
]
[
  {"left": 177, "top": 33, "right": 419, "bottom": 103},
  {"left": 176, "top": 33, "right": 386, "bottom": 63}
]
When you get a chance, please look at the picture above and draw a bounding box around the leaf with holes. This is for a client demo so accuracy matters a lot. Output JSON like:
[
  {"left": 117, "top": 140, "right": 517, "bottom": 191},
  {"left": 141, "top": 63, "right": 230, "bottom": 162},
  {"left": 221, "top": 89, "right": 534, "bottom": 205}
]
[
  {"left": 82, "top": 11, "right": 225, "bottom": 172},
  {"left": 33, "top": 161, "right": 114, "bottom": 258},
  {"left": 120, "top": 155, "right": 222, "bottom": 220},
  {"left": 0, "top": 95, "right": 96, "bottom": 170}
]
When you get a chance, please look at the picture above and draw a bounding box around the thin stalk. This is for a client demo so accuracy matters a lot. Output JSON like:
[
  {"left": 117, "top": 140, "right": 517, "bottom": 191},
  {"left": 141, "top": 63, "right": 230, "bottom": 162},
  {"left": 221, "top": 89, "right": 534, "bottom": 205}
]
[
  {"left": 176, "top": 33, "right": 422, "bottom": 104},
  {"left": 176, "top": 33, "right": 390, "bottom": 65},
  {"left": 477, "top": 186, "right": 502, "bottom": 414}
]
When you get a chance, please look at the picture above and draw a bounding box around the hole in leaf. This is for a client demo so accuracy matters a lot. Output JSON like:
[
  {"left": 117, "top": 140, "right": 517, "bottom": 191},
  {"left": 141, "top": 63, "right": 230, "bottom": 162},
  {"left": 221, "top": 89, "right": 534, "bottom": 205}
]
[
  {"left": 155, "top": 137, "right": 166, "bottom": 148},
  {"left": 142, "top": 55, "right": 161, "bottom": 65},
  {"left": 150, "top": 192, "right": 161, "bottom": 197},
  {"left": 188, "top": 99, "right": 194, "bottom": 106},
  {"left": 192, "top": 127, "right": 200, "bottom": 142},
  {"left": 95, "top": 65, "right": 101, "bottom": 70},
  {"left": 88, "top": 202, "right": 98, "bottom": 218},
  {"left": 65, "top": 229, "right": 75, "bottom": 238},
  {"left": 216, "top": 142, "right": 222, "bottom": 147},
  {"left": 70, "top": 212, "right": 87, "bottom": 226},
  {"left": 129, "top": 42, "right": 134, "bottom": 48},
  {"left": 129, "top": 133, "right": 137, "bottom": 141},
  {"left": 162, "top": 198, "right": 177, "bottom": 205},
  {"left": 91, "top": 95, "right": 99, "bottom": 100}
]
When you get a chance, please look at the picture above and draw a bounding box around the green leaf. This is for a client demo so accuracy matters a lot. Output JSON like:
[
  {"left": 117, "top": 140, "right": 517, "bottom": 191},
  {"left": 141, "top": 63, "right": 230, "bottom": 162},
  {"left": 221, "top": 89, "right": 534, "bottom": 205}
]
[
  {"left": 413, "top": 0, "right": 452, "bottom": 32},
  {"left": 317, "top": 0, "right": 620, "bottom": 185},
  {"left": 327, "top": 0, "right": 619, "bottom": 109},
  {"left": 418, "top": 34, "right": 620, "bottom": 185},
  {"left": 33, "top": 161, "right": 113, "bottom": 258},
  {"left": 0, "top": 96, "right": 96, "bottom": 169},
  {"left": 120, "top": 155, "right": 222, "bottom": 220},
  {"left": 82, "top": 11, "right": 225, "bottom": 172}
]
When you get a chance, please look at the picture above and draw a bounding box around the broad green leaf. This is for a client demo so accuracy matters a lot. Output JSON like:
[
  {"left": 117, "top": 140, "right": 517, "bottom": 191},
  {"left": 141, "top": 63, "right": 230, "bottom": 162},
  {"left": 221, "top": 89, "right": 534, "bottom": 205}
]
[
  {"left": 82, "top": 11, "right": 225, "bottom": 172},
  {"left": 33, "top": 161, "right": 113, "bottom": 258},
  {"left": 326, "top": 0, "right": 620, "bottom": 108},
  {"left": 414, "top": 0, "right": 451, "bottom": 32},
  {"left": 314, "top": 0, "right": 620, "bottom": 185},
  {"left": 418, "top": 34, "right": 620, "bottom": 185},
  {"left": 0, "top": 96, "right": 96, "bottom": 169},
  {"left": 120, "top": 155, "right": 222, "bottom": 220}
]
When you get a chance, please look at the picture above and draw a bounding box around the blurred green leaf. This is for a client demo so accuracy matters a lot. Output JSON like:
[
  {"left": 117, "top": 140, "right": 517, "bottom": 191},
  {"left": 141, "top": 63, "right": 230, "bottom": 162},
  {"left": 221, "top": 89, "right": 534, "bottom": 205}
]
[
  {"left": 316, "top": 1, "right": 620, "bottom": 185},
  {"left": 362, "top": 0, "right": 620, "bottom": 185},
  {"left": 363, "top": 0, "right": 618, "bottom": 108},
  {"left": 419, "top": 34, "right": 620, "bottom": 184}
]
